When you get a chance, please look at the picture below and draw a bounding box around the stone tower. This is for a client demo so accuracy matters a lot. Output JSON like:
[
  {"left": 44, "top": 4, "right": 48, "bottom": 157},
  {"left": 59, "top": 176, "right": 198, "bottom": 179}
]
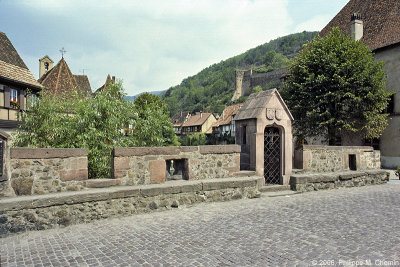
[
  {"left": 231, "top": 69, "right": 252, "bottom": 101},
  {"left": 39, "top": 55, "right": 54, "bottom": 79}
]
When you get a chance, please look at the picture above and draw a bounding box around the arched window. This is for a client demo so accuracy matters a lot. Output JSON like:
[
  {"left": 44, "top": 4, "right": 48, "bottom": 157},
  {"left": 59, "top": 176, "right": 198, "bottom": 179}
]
[{"left": 44, "top": 62, "right": 49, "bottom": 71}]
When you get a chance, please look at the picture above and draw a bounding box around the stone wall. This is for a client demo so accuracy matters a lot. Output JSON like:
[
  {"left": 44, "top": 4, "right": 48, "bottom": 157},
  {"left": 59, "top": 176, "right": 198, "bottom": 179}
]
[
  {"left": 113, "top": 145, "right": 241, "bottom": 186},
  {"left": 294, "top": 145, "right": 380, "bottom": 172},
  {"left": 290, "top": 170, "right": 387, "bottom": 192},
  {"left": 8, "top": 148, "right": 88, "bottom": 196},
  {"left": 0, "top": 176, "right": 261, "bottom": 237}
]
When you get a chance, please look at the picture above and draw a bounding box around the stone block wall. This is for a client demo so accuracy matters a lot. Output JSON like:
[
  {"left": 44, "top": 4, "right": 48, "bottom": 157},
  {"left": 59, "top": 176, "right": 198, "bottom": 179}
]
[
  {"left": 9, "top": 148, "right": 88, "bottom": 196},
  {"left": 112, "top": 145, "right": 241, "bottom": 186},
  {"left": 290, "top": 170, "right": 387, "bottom": 192},
  {"left": 294, "top": 145, "right": 380, "bottom": 173},
  {"left": 0, "top": 176, "right": 261, "bottom": 237}
]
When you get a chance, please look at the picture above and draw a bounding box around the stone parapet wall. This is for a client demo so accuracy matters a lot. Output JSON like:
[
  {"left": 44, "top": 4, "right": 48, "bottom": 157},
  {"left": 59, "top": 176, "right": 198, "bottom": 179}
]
[
  {"left": 9, "top": 148, "right": 88, "bottom": 196},
  {"left": 0, "top": 176, "right": 261, "bottom": 237},
  {"left": 112, "top": 145, "right": 241, "bottom": 186},
  {"left": 294, "top": 145, "right": 380, "bottom": 173},
  {"left": 290, "top": 170, "right": 386, "bottom": 192}
]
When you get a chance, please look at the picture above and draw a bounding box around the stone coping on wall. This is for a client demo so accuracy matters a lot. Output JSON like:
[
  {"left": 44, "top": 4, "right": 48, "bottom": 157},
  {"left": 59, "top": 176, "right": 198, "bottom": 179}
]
[
  {"left": 300, "top": 145, "right": 374, "bottom": 151},
  {"left": 290, "top": 169, "right": 386, "bottom": 192},
  {"left": 112, "top": 145, "right": 241, "bottom": 157},
  {"left": 10, "top": 148, "right": 88, "bottom": 159},
  {"left": 0, "top": 176, "right": 262, "bottom": 212}
]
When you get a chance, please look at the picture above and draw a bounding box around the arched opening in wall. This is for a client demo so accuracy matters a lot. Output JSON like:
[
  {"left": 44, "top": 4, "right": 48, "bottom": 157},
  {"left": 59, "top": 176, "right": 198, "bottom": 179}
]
[{"left": 264, "top": 126, "right": 282, "bottom": 184}]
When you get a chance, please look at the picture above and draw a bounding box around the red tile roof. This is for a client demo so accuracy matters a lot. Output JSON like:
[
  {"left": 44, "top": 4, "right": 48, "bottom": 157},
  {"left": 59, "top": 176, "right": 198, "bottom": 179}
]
[
  {"left": 182, "top": 113, "right": 212, "bottom": 127},
  {"left": 320, "top": 0, "right": 400, "bottom": 50},
  {"left": 171, "top": 111, "right": 191, "bottom": 127},
  {"left": 74, "top": 75, "right": 92, "bottom": 95},
  {"left": 0, "top": 32, "right": 42, "bottom": 88},
  {"left": 39, "top": 58, "right": 91, "bottom": 96},
  {"left": 212, "top": 103, "right": 243, "bottom": 127}
]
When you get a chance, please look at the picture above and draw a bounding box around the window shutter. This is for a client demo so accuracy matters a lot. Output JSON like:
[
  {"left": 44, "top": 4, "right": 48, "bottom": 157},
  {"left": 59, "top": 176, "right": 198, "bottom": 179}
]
[
  {"left": 4, "top": 87, "right": 10, "bottom": 108},
  {"left": 19, "top": 90, "right": 25, "bottom": 110}
]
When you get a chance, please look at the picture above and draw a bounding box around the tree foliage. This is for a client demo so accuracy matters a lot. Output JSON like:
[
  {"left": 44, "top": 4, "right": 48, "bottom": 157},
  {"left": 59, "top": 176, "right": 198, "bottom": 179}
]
[
  {"left": 179, "top": 132, "right": 207, "bottom": 146},
  {"left": 14, "top": 82, "right": 177, "bottom": 178},
  {"left": 282, "top": 27, "right": 392, "bottom": 144},
  {"left": 162, "top": 31, "right": 317, "bottom": 116}
]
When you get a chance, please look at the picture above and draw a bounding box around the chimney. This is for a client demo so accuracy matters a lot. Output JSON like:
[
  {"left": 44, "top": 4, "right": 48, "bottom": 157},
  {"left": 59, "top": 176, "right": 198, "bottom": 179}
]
[
  {"left": 112, "top": 76, "right": 116, "bottom": 83},
  {"left": 350, "top": 13, "right": 363, "bottom": 41},
  {"left": 222, "top": 110, "right": 225, "bottom": 121},
  {"left": 200, "top": 111, "right": 203, "bottom": 118}
]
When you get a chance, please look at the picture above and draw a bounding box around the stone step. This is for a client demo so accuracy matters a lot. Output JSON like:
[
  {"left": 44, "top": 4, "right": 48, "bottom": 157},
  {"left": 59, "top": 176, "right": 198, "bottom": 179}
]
[
  {"left": 261, "top": 190, "right": 299, "bottom": 198},
  {"left": 233, "top": 171, "right": 257, "bottom": 177},
  {"left": 259, "top": 184, "right": 290, "bottom": 192},
  {"left": 84, "top": 179, "right": 120, "bottom": 188}
]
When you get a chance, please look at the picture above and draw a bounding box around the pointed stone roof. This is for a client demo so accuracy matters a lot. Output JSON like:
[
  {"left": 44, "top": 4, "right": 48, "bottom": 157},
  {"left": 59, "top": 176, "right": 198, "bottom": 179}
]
[
  {"left": 235, "top": 89, "right": 294, "bottom": 121},
  {"left": 320, "top": 0, "right": 400, "bottom": 50},
  {"left": 38, "top": 58, "right": 90, "bottom": 95},
  {"left": 0, "top": 31, "right": 42, "bottom": 88},
  {"left": 95, "top": 74, "right": 116, "bottom": 93}
]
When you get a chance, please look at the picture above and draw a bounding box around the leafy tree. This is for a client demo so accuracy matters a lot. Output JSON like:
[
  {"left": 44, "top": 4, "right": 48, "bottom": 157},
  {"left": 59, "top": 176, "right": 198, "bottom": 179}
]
[
  {"left": 252, "top": 86, "right": 262, "bottom": 93},
  {"left": 134, "top": 92, "right": 169, "bottom": 116},
  {"left": 282, "top": 27, "right": 392, "bottom": 144},
  {"left": 179, "top": 132, "right": 207, "bottom": 146},
  {"left": 15, "top": 82, "right": 178, "bottom": 178}
]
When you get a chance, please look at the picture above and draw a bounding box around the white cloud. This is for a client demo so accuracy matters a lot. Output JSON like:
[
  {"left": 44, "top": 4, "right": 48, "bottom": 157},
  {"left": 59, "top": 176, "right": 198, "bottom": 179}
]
[
  {"left": 9, "top": 0, "right": 293, "bottom": 95},
  {"left": 10, "top": 0, "right": 292, "bottom": 94},
  {"left": 294, "top": 14, "right": 332, "bottom": 33}
]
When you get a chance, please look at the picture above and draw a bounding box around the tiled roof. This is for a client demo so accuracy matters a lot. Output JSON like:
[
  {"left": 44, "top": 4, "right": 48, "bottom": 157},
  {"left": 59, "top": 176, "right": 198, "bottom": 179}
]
[
  {"left": 0, "top": 32, "right": 27, "bottom": 69},
  {"left": 182, "top": 113, "right": 212, "bottom": 127},
  {"left": 0, "top": 32, "right": 41, "bottom": 88},
  {"left": 74, "top": 75, "right": 92, "bottom": 95},
  {"left": 320, "top": 0, "right": 400, "bottom": 50},
  {"left": 0, "top": 60, "right": 42, "bottom": 88},
  {"left": 39, "top": 58, "right": 77, "bottom": 95},
  {"left": 212, "top": 103, "right": 243, "bottom": 127},
  {"left": 171, "top": 111, "right": 191, "bottom": 126},
  {"left": 38, "top": 58, "right": 90, "bottom": 96},
  {"left": 96, "top": 74, "right": 115, "bottom": 93}
]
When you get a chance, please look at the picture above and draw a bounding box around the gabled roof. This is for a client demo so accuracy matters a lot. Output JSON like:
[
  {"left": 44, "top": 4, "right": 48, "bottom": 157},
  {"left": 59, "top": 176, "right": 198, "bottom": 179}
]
[
  {"left": 235, "top": 88, "right": 294, "bottom": 121},
  {"left": 0, "top": 32, "right": 42, "bottom": 88},
  {"left": 182, "top": 113, "right": 213, "bottom": 127},
  {"left": 96, "top": 74, "right": 115, "bottom": 93},
  {"left": 320, "top": 0, "right": 400, "bottom": 50},
  {"left": 74, "top": 75, "right": 92, "bottom": 95},
  {"left": 212, "top": 103, "right": 243, "bottom": 128},
  {"left": 171, "top": 111, "right": 191, "bottom": 126}
]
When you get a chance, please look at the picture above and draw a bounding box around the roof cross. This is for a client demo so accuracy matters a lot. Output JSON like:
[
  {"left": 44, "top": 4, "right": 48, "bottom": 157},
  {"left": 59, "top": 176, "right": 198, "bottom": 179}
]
[{"left": 59, "top": 47, "right": 67, "bottom": 58}]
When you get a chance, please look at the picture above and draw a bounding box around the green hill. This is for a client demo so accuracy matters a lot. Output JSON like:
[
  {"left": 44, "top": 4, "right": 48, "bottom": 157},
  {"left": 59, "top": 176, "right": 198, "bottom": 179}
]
[{"left": 162, "top": 31, "right": 318, "bottom": 116}]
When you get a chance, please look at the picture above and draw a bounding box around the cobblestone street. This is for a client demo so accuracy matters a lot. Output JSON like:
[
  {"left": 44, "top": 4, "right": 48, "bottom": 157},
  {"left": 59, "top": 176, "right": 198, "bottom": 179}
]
[{"left": 1, "top": 182, "right": 400, "bottom": 267}]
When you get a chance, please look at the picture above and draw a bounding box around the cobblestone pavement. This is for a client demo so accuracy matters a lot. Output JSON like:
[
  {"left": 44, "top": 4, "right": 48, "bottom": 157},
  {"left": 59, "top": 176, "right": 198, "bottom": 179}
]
[{"left": 1, "top": 183, "right": 400, "bottom": 267}]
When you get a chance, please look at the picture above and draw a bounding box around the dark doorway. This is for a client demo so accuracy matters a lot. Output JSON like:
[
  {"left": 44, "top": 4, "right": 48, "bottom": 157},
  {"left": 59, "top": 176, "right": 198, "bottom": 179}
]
[{"left": 264, "top": 127, "right": 281, "bottom": 184}]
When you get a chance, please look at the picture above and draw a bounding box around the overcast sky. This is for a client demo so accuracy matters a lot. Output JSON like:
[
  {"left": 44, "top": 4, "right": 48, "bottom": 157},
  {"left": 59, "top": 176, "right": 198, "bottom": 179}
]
[{"left": 0, "top": 0, "right": 348, "bottom": 96}]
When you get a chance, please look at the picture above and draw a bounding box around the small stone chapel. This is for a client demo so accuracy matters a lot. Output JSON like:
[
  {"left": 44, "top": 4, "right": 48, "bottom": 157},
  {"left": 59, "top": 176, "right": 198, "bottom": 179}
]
[{"left": 235, "top": 89, "right": 293, "bottom": 185}]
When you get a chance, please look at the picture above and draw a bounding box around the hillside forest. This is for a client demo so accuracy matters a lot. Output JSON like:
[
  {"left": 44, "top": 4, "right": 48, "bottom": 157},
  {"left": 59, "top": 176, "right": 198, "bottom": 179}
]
[{"left": 162, "top": 31, "right": 318, "bottom": 116}]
